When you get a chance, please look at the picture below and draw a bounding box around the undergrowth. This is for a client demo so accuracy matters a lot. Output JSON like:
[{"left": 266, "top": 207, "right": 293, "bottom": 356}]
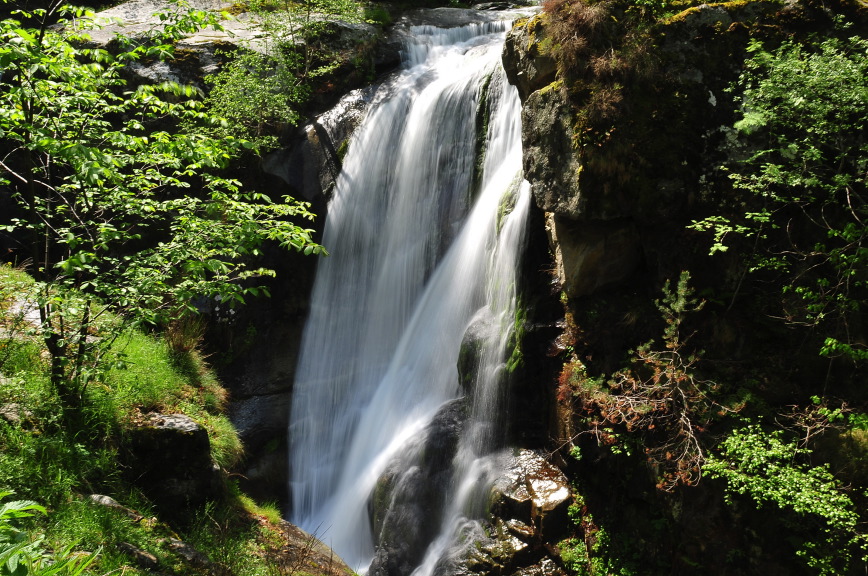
[{"left": 0, "top": 264, "right": 293, "bottom": 575}]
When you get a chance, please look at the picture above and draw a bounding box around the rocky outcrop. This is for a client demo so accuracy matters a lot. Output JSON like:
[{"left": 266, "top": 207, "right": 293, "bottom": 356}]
[
  {"left": 489, "top": 449, "right": 572, "bottom": 544},
  {"left": 123, "top": 413, "right": 221, "bottom": 517},
  {"left": 84, "top": 0, "right": 382, "bottom": 88},
  {"left": 501, "top": 2, "right": 786, "bottom": 298},
  {"left": 520, "top": 83, "right": 587, "bottom": 220},
  {"left": 504, "top": 12, "right": 640, "bottom": 300},
  {"left": 546, "top": 215, "right": 642, "bottom": 298},
  {"left": 369, "top": 399, "right": 468, "bottom": 576},
  {"left": 502, "top": 14, "right": 557, "bottom": 101},
  {"left": 442, "top": 449, "right": 571, "bottom": 576},
  {"left": 263, "top": 85, "right": 375, "bottom": 204},
  {"left": 216, "top": 247, "right": 315, "bottom": 508}
]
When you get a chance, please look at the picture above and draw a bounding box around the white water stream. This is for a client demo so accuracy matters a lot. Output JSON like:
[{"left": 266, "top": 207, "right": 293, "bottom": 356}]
[{"left": 288, "top": 19, "right": 529, "bottom": 575}]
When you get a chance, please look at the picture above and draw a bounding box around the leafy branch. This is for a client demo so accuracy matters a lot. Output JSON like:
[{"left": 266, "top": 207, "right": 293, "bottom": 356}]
[{"left": 0, "top": 2, "right": 326, "bottom": 413}]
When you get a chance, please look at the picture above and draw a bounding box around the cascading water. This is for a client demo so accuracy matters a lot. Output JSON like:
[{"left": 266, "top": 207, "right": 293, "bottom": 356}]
[{"left": 288, "top": 16, "right": 530, "bottom": 575}]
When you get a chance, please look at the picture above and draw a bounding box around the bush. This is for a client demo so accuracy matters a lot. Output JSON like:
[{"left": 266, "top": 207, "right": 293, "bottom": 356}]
[{"left": 705, "top": 424, "right": 868, "bottom": 575}]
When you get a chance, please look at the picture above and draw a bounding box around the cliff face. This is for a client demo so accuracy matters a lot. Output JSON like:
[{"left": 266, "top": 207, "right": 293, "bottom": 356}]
[
  {"left": 502, "top": 3, "right": 774, "bottom": 299},
  {"left": 502, "top": 1, "right": 868, "bottom": 574}
]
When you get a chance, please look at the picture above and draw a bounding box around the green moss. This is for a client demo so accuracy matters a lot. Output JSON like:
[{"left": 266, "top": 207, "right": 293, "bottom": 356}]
[
  {"left": 337, "top": 137, "right": 350, "bottom": 163},
  {"left": 506, "top": 298, "right": 526, "bottom": 375},
  {"left": 495, "top": 183, "right": 519, "bottom": 235},
  {"left": 525, "top": 13, "right": 549, "bottom": 54},
  {"left": 663, "top": 0, "right": 781, "bottom": 24},
  {"left": 539, "top": 79, "right": 564, "bottom": 95},
  {"left": 471, "top": 72, "right": 494, "bottom": 202}
]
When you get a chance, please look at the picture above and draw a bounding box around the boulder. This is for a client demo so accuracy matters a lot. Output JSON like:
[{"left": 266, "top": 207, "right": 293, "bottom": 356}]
[
  {"left": 123, "top": 413, "right": 221, "bottom": 516},
  {"left": 489, "top": 449, "right": 571, "bottom": 542},
  {"left": 457, "top": 310, "right": 497, "bottom": 394},
  {"left": 0, "top": 403, "right": 32, "bottom": 426},
  {"left": 368, "top": 399, "right": 468, "bottom": 576},
  {"left": 512, "top": 557, "right": 568, "bottom": 576},
  {"left": 167, "top": 538, "right": 211, "bottom": 566},
  {"left": 441, "top": 450, "right": 571, "bottom": 576}
]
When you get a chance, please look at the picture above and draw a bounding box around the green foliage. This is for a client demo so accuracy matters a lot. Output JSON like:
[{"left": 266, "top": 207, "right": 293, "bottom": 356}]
[
  {"left": 0, "top": 493, "right": 98, "bottom": 576},
  {"left": 0, "top": 424, "right": 118, "bottom": 508},
  {"left": 1, "top": 493, "right": 47, "bottom": 576},
  {"left": 655, "top": 270, "right": 704, "bottom": 347},
  {"left": 0, "top": 270, "right": 284, "bottom": 575},
  {"left": 0, "top": 2, "right": 326, "bottom": 412},
  {"left": 203, "top": 0, "right": 365, "bottom": 148},
  {"left": 689, "top": 31, "right": 868, "bottom": 363},
  {"left": 363, "top": 4, "right": 391, "bottom": 25},
  {"left": 203, "top": 48, "right": 307, "bottom": 150},
  {"left": 557, "top": 496, "right": 639, "bottom": 576},
  {"left": 705, "top": 424, "right": 868, "bottom": 575},
  {"left": 181, "top": 499, "right": 289, "bottom": 576}
]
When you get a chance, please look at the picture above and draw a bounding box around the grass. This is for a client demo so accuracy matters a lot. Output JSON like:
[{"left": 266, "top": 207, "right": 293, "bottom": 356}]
[{"left": 0, "top": 263, "right": 305, "bottom": 576}]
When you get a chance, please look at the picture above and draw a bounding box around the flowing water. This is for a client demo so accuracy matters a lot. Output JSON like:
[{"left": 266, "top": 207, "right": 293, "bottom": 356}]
[{"left": 288, "top": 17, "right": 530, "bottom": 574}]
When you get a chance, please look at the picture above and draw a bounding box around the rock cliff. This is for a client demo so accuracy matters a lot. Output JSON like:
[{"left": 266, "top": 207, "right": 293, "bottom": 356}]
[{"left": 501, "top": 0, "right": 868, "bottom": 573}]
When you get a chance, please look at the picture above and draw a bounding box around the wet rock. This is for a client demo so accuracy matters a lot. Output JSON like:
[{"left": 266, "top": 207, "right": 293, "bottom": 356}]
[
  {"left": 489, "top": 519, "right": 534, "bottom": 563},
  {"left": 452, "top": 525, "right": 532, "bottom": 576},
  {"left": 458, "top": 311, "right": 497, "bottom": 394},
  {"left": 368, "top": 399, "right": 468, "bottom": 576},
  {"left": 442, "top": 450, "right": 571, "bottom": 576},
  {"left": 370, "top": 466, "right": 431, "bottom": 576},
  {"left": 513, "top": 556, "right": 568, "bottom": 576},
  {"left": 123, "top": 413, "right": 221, "bottom": 517},
  {"left": 445, "top": 517, "right": 558, "bottom": 576},
  {"left": 490, "top": 449, "right": 571, "bottom": 542}
]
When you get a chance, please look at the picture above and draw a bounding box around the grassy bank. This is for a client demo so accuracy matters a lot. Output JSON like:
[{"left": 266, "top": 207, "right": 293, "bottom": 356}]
[{"left": 0, "top": 264, "right": 324, "bottom": 576}]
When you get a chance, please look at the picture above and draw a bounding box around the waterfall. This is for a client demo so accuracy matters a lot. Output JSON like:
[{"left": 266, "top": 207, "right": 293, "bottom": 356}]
[{"left": 288, "top": 17, "right": 530, "bottom": 575}]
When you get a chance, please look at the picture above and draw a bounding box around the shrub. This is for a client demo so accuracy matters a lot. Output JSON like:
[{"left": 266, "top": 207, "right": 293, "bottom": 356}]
[{"left": 705, "top": 425, "right": 868, "bottom": 575}]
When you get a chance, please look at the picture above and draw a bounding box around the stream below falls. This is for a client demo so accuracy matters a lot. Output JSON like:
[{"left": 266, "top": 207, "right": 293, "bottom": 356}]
[{"left": 288, "top": 16, "right": 532, "bottom": 576}]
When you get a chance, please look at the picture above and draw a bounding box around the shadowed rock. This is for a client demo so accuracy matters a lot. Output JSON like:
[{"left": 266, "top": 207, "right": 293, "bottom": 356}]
[{"left": 123, "top": 413, "right": 221, "bottom": 517}]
